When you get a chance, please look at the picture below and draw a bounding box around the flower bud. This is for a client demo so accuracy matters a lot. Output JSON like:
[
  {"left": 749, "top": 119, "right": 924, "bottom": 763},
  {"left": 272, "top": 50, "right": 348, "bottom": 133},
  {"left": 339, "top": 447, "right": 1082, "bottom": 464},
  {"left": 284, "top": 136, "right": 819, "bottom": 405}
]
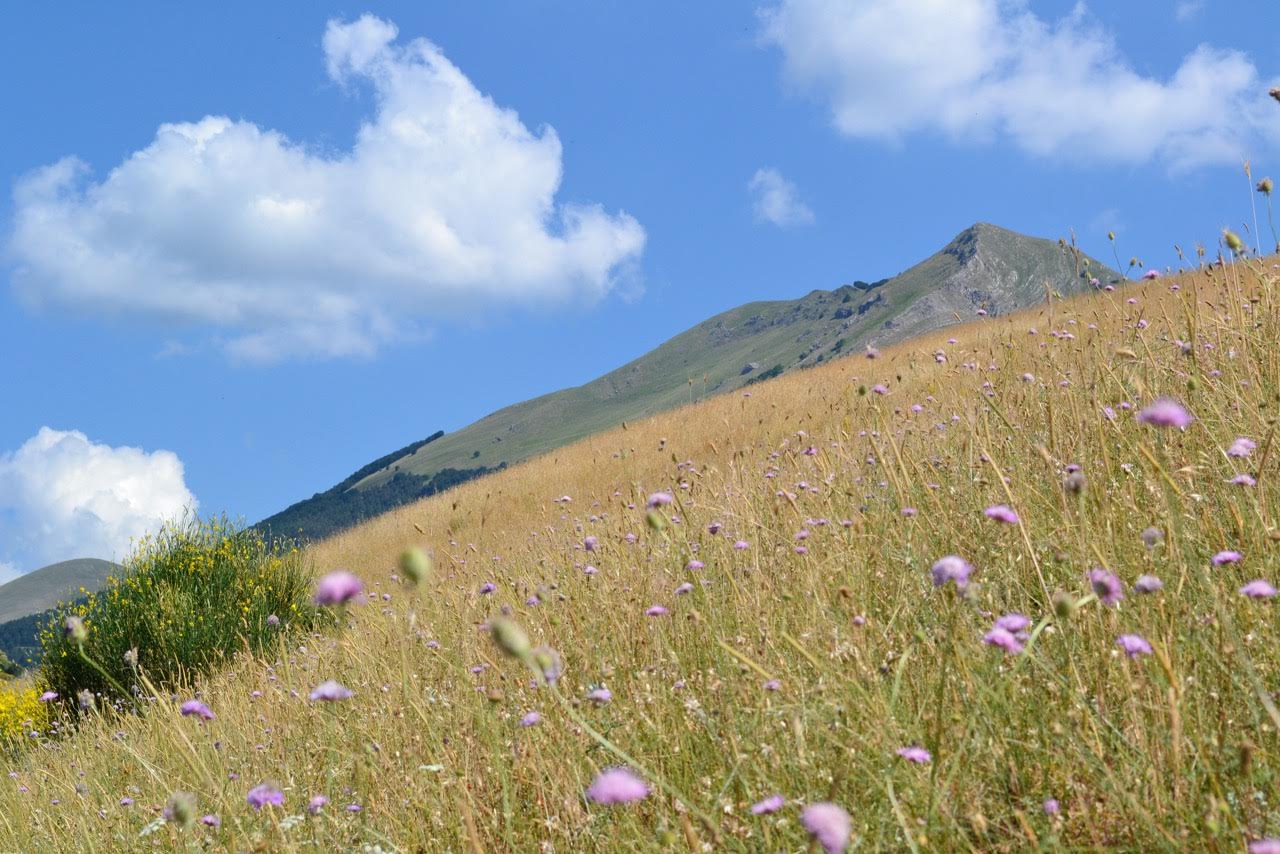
[
  {"left": 64, "top": 616, "right": 87, "bottom": 646},
  {"left": 1258, "top": 177, "right": 1274, "bottom": 195},
  {"left": 1224, "top": 230, "right": 1245, "bottom": 254},
  {"left": 490, "top": 618, "right": 531, "bottom": 659},
  {"left": 164, "top": 791, "right": 198, "bottom": 828},
  {"left": 398, "top": 546, "right": 431, "bottom": 586},
  {"left": 1052, "top": 590, "right": 1078, "bottom": 620}
]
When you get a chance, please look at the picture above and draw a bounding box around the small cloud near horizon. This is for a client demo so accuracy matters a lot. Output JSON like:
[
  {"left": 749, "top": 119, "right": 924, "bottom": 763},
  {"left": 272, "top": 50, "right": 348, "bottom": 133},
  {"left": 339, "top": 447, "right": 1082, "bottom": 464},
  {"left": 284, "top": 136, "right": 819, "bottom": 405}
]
[{"left": 749, "top": 168, "right": 815, "bottom": 227}]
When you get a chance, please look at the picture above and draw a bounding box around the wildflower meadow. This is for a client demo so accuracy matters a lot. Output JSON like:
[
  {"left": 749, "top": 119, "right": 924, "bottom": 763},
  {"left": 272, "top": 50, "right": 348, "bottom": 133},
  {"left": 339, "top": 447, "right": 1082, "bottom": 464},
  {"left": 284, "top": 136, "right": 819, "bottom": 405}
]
[{"left": 3, "top": 245, "right": 1280, "bottom": 850}]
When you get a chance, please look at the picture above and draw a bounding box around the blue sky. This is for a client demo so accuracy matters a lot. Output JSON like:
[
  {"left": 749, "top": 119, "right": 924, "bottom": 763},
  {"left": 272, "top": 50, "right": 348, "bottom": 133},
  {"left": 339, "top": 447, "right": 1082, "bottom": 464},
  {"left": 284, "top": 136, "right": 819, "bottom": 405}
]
[{"left": 1, "top": 1, "right": 1276, "bottom": 578}]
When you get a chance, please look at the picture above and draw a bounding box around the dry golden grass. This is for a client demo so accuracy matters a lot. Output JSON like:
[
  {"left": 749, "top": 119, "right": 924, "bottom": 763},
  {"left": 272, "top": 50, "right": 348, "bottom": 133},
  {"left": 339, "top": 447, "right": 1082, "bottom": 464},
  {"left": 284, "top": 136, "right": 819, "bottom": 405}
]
[{"left": 4, "top": 254, "right": 1280, "bottom": 851}]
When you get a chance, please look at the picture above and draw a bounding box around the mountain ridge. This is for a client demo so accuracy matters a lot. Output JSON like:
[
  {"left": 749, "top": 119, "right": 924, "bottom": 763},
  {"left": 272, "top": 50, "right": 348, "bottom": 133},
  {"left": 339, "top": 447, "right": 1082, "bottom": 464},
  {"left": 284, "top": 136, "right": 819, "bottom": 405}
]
[{"left": 258, "top": 222, "right": 1118, "bottom": 540}]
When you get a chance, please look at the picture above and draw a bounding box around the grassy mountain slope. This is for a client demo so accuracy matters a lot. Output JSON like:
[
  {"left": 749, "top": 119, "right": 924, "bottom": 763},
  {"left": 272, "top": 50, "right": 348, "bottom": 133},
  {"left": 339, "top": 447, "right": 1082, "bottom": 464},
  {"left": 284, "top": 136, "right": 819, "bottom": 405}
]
[
  {"left": 0, "top": 558, "right": 118, "bottom": 624},
  {"left": 354, "top": 223, "right": 1114, "bottom": 493},
  {"left": 9, "top": 251, "right": 1269, "bottom": 850}
]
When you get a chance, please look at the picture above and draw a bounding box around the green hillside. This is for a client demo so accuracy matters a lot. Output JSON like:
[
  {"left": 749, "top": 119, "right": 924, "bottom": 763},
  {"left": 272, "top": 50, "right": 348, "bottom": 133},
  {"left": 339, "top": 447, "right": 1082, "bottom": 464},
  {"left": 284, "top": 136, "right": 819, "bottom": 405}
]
[
  {"left": 355, "top": 223, "right": 1115, "bottom": 488},
  {"left": 261, "top": 222, "right": 1116, "bottom": 541},
  {"left": 0, "top": 558, "right": 118, "bottom": 625}
]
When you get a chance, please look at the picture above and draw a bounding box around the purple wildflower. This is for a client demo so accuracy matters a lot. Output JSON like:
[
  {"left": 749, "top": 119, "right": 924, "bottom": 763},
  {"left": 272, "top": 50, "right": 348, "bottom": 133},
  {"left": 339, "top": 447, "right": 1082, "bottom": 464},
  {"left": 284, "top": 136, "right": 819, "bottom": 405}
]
[
  {"left": 1116, "top": 634, "right": 1153, "bottom": 658},
  {"left": 901, "top": 507, "right": 917, "bottom": 517},
  {"left": 246, "top": 784, "right": 284, "bottom": 810},
  {"left": 645, "top": 605, "right": 669, "bottom": 617},
  {"left": 200, "top": 814, "right": 220, "bottom": 828},
  {"left": 802, "top": 802, "right": 852, "bottom": 854},
  {"left": 675, "top": 582, "right": 694, "bottom": 595},
  {"left": 983, "top": 627, "right": 1024, "bottom": 654},
  {"left": 751, "top": 794, "right": 785, "bottom": 814},
  {"left": 896, "top": 745, "right": 931, "bottom": 764},
  {"left": 1231, "top": 473, "right": 1257, "bottom": 486},
  {"left": 733, "top": 540, "right": 749, "bottom": 550},
  {"left": 1213, "top": 550, "right": 1243, "bottom": 566},
  {"left": 1043, "top": 798, "right": 1060, "bottom": 816},
  {"left": 39, "top": 691, "right": 57, "bottom": 702},
  {"left": 479, "top": 582, "right": 497, "bottom": 595},
  {"left": 266, "top": 614, "right": 280, "bottom": 627},
  {"left": 179, "top": 700, "right": 215, "bottom": 721},
  {"left": 984, "top": 504, "right": 1019, "bottom": 524},
  {"left": 1133, "top": 575, "right": 1163, "bottom": 594},
  {"left": 587, "top": 688, "right": 613, "bottom": 705},
  {"left": 1136, "top": 398, "right": 1194, "bottom": 429},
  {"left": 583, "top": 536, "right": 598, "bottom": 552},
  {"left": 1249, "top": 841, "right": 1280, "bottom": 854},
  {"left": 1240, "top": 580, "right": 1277, "bottom": 599},
  {"left": 309, "top": 680, "right": 353, "bottom": 702},
  {"left": 585, "top": 768, "right": 649, "bottom": 804},
  {"left": 519, "top": 711, "right": 542, "bottom": 727},
  {"left": 313, "top": 570, "right": 365, "bottom": 606},
  {"left": 1089, "top": 569, "right": 1124, "bottom": 607},
  {"left": 994, "top": 613, "right": 1031, "bottom": 633},
  {"left": 307, "top": 795, "right": 329, "bottom": 814},
  {"left": 931, "top": 555, "right": 973, "bottom": 590},
  {"left": 686, "top": 559, "right": 705, "bottom": 570},
  {"left": 646, "top": 492, "right": 673, "bottom": 509},
  {"left": 1228, "top": 437, "right": 1257, "bottom": 457}
]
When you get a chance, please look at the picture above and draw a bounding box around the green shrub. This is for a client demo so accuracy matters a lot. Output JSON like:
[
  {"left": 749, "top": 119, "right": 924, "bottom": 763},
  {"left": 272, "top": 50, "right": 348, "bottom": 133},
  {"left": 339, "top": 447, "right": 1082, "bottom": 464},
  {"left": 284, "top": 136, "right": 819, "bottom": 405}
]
[{"left": 38, "top": 516, "right": 324, "bottom": 706}]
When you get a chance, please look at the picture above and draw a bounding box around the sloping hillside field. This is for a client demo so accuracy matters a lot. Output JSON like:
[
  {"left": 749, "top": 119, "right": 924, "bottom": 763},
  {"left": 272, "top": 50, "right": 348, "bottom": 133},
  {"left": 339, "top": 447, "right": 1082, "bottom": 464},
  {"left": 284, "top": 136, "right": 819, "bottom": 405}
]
[{"left": 5, "top": 257, "right": 1280, "bottom": 850}]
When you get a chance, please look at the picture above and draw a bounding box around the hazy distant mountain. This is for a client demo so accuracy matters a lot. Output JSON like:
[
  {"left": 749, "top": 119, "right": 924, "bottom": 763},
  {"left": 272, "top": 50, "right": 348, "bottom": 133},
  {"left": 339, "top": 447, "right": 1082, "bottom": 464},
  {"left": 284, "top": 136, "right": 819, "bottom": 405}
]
[
  {"left": 260, "top": 222, "right": 1116, "bottom": 541},
  {"left": 0, "top": 558, "right": 118, "bottom": 624}
]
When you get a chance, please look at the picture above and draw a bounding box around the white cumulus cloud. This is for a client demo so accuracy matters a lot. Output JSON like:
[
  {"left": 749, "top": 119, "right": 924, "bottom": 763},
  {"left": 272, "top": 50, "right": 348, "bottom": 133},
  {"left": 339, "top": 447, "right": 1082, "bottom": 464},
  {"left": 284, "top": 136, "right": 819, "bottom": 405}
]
[
  {"left": 0, "top": 428, "right": 197, "bottom": 575},
  {"left": 5, "top": 15, "right": 646, "bottom": 361},
  {"left": 759, "top": 0, "right": 1280, "bottom": 169},
  {"left": 749, "top": 168, "right": 815, "bottom": 227}
]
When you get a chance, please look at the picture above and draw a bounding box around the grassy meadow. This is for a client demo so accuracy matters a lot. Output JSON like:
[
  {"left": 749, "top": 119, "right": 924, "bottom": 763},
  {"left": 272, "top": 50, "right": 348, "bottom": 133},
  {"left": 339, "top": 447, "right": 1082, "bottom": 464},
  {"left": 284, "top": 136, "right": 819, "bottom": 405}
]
[{"left": 4, "top": 250, "right": 1280, "bottom": 851}]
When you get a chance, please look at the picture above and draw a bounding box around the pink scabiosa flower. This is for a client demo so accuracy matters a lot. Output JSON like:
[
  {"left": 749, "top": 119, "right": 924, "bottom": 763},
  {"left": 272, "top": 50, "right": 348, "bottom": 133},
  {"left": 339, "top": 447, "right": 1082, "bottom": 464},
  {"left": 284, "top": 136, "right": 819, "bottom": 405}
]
[
  {"left": 1043, "top": 798, "right": 1061, "bottom": 816},
  {"left": 871, "top": 383, "right": 889, "bottom": 395},
  {"left": 39, "top": 691, "right": 58, "bottom": 702},
  {"left": 1142, "top": 269, "right": 1160, "bottom": 279},
  {"left": 1116, "top": 634, "right": 1153, "bottom": 658},
  {"left": 751, "top": 794, "right": 785, "bottom": 815},
  {"left": 994, "top": 613, "right": 1031, "bottom": 633},
  {"left": 646, "top": 492, "right": 673, "bottom": 509},
  {"left": 1249, "top": 840, "right": 1280, "bottom": 854},
  {"left": 1228, "top": 437, "right": 1256, "bottom": 457},
  {"left": 802, "top": 802, "right": 852, "bottom": 854},
  {"left": 585, "top": 768, "right": 648, "bottom": 805},
  {"left": 896, "top": 745, "right": 931, "bottom": 764},
  {"left": 733, "top": 540, "right": 749, "bottom": 550},
  {"left": 1231, "top": 473, "right": 1257, "bottom": 487},
  {"left": 675, "top": 582, "right": 694, "bottom": 595},
  {"left": 901, "top": 507, "right": 917, "bottom": 517},
  {"left": 645, "top": 605, "right": 669, "bottom": 617},
  {"left": 307, "top": 795, "right": 329, "bottom": 814},
  {"left": 1212, "top": 550, "right": 1243, "bottom": 566},
  {"left": 931, "top": 555, "right": 973, "bottom": 591},
  {"left": 1136, "top": 398, "right": 1193, "bottom": 429},
  {"left": 1132, "top": 575, "right": 1163, "bottom": 595},
  {"left": 313, "top": 570, "right": 365, "bottom": 606},
  {"left": 309, "top": 680, "right": 353, "bottom": 702},
  {"left": 1240, "top": 580, "right": 1277, "bottom": 599},
  {"left": 1089, "top": 569, "right": 1124, "bottom": 607},
  {"left": 865, "top": 346, "right": 880, "bottom": 359},
  {"left": 707, "top": 522, "right": 722, "bottom": 535},
  {"left": 685, "top": 559, "right": 705, "bottom": 570},
  {"left": 246, "top": 784, "right": 284, "bottom": 810},
  {"left": 200, "top": 814, "right": 220, "bottom": 828},
  {"left": 763, "top": 679, "right": 782, "bottom": 691},
  {"left": 983, "top": 504, "right": 1019, "bottom": 525},
  {"left": 180, "top": 700, "right": 214, "bottom": 721},
  {"left": 983, "top": 627, "right": 1024, "bottom": 654},
  {"left": 519, "top": 711, "right": 542, "bottom": 727},
  {"left": 587, "top": 687, "right": 613, "bottom": 705},
  {"left": 479, "top": 582, "right": 497, "bottom": 595}
]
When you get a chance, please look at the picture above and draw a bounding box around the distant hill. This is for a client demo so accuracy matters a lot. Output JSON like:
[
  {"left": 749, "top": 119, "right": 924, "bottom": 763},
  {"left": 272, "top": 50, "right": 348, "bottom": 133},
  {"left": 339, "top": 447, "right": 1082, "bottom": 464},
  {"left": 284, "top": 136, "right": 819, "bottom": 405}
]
[
  {"left": 0, "top": 558, "right": 120, "bottom": 669},
  {"left": 0, "top": 558, "right": 118, "bottom": 624},
  {"left": 260, "top": 222, "right": 1117, "bottom": 541}
]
